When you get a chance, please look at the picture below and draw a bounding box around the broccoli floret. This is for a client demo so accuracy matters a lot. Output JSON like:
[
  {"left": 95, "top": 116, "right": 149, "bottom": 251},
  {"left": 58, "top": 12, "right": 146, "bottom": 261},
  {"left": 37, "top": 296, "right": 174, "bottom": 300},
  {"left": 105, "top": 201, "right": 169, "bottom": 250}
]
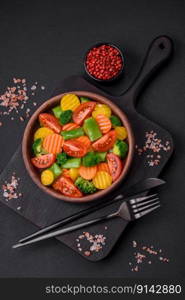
[
  {"left": 57, "top": 152, "right": 68, "bottom": 166},
  {"left": 113, "top": 140, "right": 128, "bottom": 158},
  {"left": 82, "top": 152, "right": 99, "bottom": 167},
  {"left": 110, "top": 115, "right": 122, "bottom": 127},
  {"left": 75, "top": 177, "right": 96, "bottom": 194},
  {"left": 59, "top": 110, "right": 72, "bottom": 125}
]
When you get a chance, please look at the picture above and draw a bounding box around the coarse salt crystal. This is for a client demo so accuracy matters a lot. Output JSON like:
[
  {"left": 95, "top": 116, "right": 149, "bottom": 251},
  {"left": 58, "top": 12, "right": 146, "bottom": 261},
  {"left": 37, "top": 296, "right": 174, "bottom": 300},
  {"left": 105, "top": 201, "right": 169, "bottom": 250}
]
[
  {"left": 31, "top": 85, "right": 37, "bottom": 91},
  {"left": 129, "top": 241, "right": 170, "bottom": 272},
  {"left": 136, "top": 130, "right": 171, "bottom": 167},
  {"left": 2, "top": 175, "right": 22, "bottom": 202},
  {"left": 133, "top": 241, "right": 137, "bottom": 247},
  {"left": 76, "top": 232, "right": 106, "bottom": 256}
]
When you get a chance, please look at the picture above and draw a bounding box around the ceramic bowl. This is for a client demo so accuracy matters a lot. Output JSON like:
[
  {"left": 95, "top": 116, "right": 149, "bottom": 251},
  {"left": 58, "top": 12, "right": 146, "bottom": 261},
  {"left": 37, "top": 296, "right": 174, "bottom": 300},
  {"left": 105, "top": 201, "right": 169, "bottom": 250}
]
[{"left": 22, "top": 91, "right": 134, "bottom": 203}]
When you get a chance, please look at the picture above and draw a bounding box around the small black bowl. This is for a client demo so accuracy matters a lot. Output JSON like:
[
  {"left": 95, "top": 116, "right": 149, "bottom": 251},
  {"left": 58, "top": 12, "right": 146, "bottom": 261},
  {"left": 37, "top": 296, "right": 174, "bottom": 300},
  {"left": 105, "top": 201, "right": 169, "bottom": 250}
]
[{"left": 84, "top": 42, "right": 124, "bottom": 84}]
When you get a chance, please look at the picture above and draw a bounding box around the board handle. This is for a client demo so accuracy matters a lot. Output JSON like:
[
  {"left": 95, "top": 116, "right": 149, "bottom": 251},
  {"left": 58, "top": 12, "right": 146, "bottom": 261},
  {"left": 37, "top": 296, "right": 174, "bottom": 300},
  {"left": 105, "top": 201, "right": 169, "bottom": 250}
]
[{"left": 124, "top": 36, "right": 173, "bottom": 105}]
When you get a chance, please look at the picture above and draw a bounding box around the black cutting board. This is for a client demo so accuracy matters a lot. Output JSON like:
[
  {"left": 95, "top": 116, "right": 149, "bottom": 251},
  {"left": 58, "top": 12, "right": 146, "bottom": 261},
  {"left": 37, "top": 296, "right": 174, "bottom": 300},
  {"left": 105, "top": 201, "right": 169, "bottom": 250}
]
[{"left": 0, "top": 36, "right": 174, "bottom": 261}]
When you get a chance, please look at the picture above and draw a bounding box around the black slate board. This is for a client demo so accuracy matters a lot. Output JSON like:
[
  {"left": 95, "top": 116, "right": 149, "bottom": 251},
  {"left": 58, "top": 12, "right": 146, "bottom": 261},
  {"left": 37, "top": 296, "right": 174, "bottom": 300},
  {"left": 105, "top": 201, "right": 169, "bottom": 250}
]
[{"left": 0, "top": 36, "right": 174, "bottom": 261}]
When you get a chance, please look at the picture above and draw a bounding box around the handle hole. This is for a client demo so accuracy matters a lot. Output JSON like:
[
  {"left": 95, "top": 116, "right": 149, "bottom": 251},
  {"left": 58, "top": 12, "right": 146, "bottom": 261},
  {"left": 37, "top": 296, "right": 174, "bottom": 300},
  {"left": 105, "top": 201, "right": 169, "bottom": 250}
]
[{"left": 159, "top": 43, "right": 165, "bottom": 50}]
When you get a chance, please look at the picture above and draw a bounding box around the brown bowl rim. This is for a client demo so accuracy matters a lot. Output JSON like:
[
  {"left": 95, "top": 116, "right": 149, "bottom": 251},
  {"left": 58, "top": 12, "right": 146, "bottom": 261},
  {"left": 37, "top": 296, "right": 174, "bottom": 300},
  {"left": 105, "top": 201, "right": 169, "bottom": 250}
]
[{"left": 22, "top": 91, "right": 135, "bottom": 203}]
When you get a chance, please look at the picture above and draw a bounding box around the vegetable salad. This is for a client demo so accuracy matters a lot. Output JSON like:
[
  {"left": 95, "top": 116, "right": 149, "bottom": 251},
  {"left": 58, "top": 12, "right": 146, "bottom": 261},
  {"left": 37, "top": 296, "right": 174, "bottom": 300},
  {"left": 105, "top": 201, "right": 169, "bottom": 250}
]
[{"left": 31, "top": 93, "right": 129, "bottom": 198}]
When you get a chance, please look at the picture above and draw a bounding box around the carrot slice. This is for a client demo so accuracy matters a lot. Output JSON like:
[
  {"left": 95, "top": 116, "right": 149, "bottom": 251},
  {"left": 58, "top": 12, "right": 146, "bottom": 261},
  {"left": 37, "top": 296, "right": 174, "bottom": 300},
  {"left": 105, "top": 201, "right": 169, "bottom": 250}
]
[
  {"left": 79, "top": 165, "right": 97, "bottom": 180},
  {"left": 76, "top": 136, "right": 91, "bottom": 150},
  {"left": 62, "top": 123, "right": 80, "bottom": 131},
  {"left": 95, "top": 114, "right": 112, "bottom": 134},
  {"left": 43, "top": 134, "right": 63, "bottom": 154},
  {"left": 97, "top": 162, "right": 110, "bottom": 174},
  {"left": 62, "top": 169, "right": 70, "bottom": 178}
]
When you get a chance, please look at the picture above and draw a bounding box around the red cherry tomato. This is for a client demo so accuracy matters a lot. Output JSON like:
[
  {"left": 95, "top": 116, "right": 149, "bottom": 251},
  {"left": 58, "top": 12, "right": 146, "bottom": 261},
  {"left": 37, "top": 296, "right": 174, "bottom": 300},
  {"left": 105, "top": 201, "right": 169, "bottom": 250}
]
[
  {"left": 92, "top": 130, "right": 116, "bottom": 152},
  {"left": 72, "top": 102, "right": 96, "bottom": 125},
  {"left": 31, "top": 154, "right": 56, "bottom": 169},
  {"left": 53, "top": 176, "right": 82, "bottom": 198},
  {"left": 107, "top": 153, "right": 122, "bottom": 182},
  {"left": 39, "top": 113, "right": 62, "bottom": 133},
  {"left": 63, "top": 140, "right": 88, "bottom": 157}
]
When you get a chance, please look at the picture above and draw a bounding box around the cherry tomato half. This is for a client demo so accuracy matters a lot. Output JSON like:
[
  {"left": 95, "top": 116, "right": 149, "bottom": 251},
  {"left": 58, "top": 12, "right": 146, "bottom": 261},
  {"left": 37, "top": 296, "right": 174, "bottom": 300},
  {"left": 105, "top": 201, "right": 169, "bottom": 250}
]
[
  {"left": 31, "top": 153, "right": 56, "bottom": 169},
  {"left": 92, "top": 130, "right": 116, "bottom": 152},
  {"left": 63, "top": 140, "right": 88, "bottom": 157},
  {"left": 39, "top": 113, "right": 62, "bottom": 134},
  {"left": 72, "top": 102, "right": 96, "bottom": 125},
  {"left": 107, "top": 153, "right": 122, "bottom": 182},
  {"left": 53, "top": 176, "right": 82, "bottom": 198}
]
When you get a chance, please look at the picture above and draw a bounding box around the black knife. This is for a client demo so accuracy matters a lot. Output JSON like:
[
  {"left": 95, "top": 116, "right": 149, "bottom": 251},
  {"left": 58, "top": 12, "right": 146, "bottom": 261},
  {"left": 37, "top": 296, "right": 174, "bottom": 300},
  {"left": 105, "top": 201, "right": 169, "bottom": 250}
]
[{"left": 18, "top": 177, "right": 165, "bottom": 244}]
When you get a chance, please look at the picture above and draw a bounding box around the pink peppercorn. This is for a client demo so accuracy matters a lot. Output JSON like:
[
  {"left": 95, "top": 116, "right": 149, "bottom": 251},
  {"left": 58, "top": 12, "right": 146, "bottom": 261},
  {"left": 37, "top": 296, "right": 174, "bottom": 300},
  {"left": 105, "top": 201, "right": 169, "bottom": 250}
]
[{"left": 85, "top": 44, "right": 124, "bottom": 81}]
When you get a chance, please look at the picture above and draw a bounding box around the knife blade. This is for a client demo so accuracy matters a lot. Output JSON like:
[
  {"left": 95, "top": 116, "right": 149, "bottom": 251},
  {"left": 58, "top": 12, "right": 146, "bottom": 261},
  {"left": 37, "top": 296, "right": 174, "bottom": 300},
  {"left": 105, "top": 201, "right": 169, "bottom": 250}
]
[{"left": 17, "top": 177, "right": 165, "bottom": 244}]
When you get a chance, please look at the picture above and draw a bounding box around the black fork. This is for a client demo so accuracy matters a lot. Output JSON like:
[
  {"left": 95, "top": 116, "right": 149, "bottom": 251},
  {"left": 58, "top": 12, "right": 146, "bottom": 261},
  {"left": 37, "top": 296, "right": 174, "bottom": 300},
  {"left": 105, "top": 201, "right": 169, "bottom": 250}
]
[
  {"left": 118, "top": 194, "right": 160, "bottom": 220},
  {"left": 12, "top": 194, "right": 160, "bottom": 249}
]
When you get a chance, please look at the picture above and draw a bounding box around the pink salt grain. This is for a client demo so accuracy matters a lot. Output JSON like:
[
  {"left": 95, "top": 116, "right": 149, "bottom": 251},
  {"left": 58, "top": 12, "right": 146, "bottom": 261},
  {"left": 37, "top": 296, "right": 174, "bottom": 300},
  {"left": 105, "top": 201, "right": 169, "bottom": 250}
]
[
  {"left": 76, "top": 231, "right": 106, "bottom": 256},
  {"left": 2, "top": 174, "right": 22, "bottom": 202},
  {"left": 31, "top": 85, "right": 37, "bottom": 91},
  {"left": 133, "top": 240, "right": 137, "bottom": 248},
  {"left": 129, "top": 240, "right": 170, "bottom": 272},
  {"left": 0, "top": 78, "right": 46, "bottom": 126},
  {"left": 135, "top": 130, "right": 171, "bottom": 167}
]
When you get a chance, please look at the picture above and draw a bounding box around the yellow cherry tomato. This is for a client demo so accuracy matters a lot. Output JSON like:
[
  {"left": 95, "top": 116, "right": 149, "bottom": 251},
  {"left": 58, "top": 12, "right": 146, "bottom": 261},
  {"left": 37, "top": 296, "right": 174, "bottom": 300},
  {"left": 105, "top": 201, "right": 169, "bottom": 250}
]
[
  {"left": 34, "top": 127, "right": 54, "bottom": 141},
  {"left": 92, "top": 104, "right": 111, "bottom": 118},
  {"left": 41, "top": 169, "right": 54, "bottom": 186},
  {"left": 60, "top": 94, "right": 80, "bottom": 111},
  {"left": 93, "top": 171, "right": 112, "bottom": 189},
  {"left": 69, "top": 168, "right": 79, "bottom": 181},
  {"left": 115, "top": 126, "right": 127, "bottom": 140}
]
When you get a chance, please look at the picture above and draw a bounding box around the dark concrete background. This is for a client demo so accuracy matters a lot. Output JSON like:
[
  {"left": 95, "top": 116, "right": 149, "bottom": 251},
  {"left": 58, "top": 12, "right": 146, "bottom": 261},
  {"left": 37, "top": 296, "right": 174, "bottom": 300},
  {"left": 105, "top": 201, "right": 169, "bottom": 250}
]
[{"left": 0, "top": 0, "right": 184, "bottom": 278}]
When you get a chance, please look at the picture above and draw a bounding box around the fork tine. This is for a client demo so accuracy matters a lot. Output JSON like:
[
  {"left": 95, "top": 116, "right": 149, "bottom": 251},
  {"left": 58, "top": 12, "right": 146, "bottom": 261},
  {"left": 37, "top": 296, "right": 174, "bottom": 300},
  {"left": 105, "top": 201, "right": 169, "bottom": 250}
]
[
  {"left": 133, "top": 199, "right": 159, "bottom": 213},
  {"left": 129, "top": 194, "right": 158, "bottom": 204},
  {"left": 131, "top": 197, "right": 159, "bottom": 209},
  {"left": 134, "top": 204, "right": 161, "bottom": 219}
]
